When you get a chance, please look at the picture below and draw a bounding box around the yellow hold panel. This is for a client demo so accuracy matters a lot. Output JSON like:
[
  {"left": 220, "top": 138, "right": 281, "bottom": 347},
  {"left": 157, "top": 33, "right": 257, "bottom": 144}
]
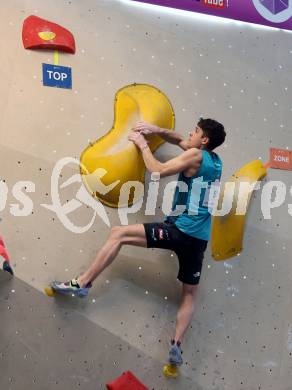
[
  {"left": 80, "top": 83, "right": 175, "bottom": 208},
  {"left": 211, "top": 160, "right": 267, "bottom": 261}
]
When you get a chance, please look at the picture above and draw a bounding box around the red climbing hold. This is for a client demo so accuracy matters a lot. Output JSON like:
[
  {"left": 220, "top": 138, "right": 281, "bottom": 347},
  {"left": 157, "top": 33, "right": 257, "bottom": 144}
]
[
  {"left": 106, "top": 371, "right": 148, "bottom": 390},
  {"left": 22, "top": 15, "right": 76, "bottom": 54},
  {"left": 0, "top": 235, "right": 9, "bottom": 261},
  {"left": 0, "top": 235, "right": 13, "bottom": 275}
]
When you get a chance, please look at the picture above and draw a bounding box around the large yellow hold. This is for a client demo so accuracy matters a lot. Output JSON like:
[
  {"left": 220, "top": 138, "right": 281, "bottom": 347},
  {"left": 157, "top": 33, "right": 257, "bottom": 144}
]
[
  {"left": 80, "top": 83, "right": 175, "bottom": 208},
  {"left": 211, "top": 160, "right": 268, "bottom": 261}
]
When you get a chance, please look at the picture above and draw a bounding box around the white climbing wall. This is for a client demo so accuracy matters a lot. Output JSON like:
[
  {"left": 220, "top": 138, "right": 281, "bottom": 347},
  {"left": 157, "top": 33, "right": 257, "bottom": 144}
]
[{"left": 0, "top": 1, "right": 291, "bottom": 389}]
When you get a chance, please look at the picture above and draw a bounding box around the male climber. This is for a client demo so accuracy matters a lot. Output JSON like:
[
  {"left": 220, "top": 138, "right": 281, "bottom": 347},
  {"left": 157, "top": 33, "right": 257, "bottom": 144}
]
[{"left": 51, "top": 118, "right": 226, "bottom": 367}]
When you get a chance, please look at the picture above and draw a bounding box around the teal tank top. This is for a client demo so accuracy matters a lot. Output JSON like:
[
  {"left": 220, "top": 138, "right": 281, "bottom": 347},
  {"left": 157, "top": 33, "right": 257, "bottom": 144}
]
[{"left": 165, "top": 150, "right": 223, "bottom": 241}]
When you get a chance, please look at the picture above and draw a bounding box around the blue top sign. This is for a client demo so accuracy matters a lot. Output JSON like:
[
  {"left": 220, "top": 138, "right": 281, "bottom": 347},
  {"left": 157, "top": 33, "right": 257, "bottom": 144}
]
[{"left": 42, "top": 63, "right": 72, "bottom": 89}]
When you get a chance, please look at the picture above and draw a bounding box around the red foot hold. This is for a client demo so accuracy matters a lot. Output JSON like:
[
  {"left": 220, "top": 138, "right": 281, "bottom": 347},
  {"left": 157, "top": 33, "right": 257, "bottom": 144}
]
[
  {"left": 0, "top": 235, "right": 13, "bottom": 275},
  {"left": 0, "top": 235, "right": 9, "bottom": 261},
  {"left": 106, "top": 371, "right": 148, "bottom": 390},
  {"left": 22, "top": 15, "right": 76, "bottom": 54}
]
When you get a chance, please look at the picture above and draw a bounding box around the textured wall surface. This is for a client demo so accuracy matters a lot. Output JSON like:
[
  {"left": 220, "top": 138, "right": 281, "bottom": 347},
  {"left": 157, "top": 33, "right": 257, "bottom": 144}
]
[{"left": 0, "top": 1, "right": 292, "bottom": 389}]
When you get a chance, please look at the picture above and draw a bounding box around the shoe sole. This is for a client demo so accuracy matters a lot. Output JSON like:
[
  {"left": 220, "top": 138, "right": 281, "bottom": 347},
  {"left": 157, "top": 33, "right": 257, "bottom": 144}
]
[{"left": 50, "top": 283, "right": 89, "bottom": 298}]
